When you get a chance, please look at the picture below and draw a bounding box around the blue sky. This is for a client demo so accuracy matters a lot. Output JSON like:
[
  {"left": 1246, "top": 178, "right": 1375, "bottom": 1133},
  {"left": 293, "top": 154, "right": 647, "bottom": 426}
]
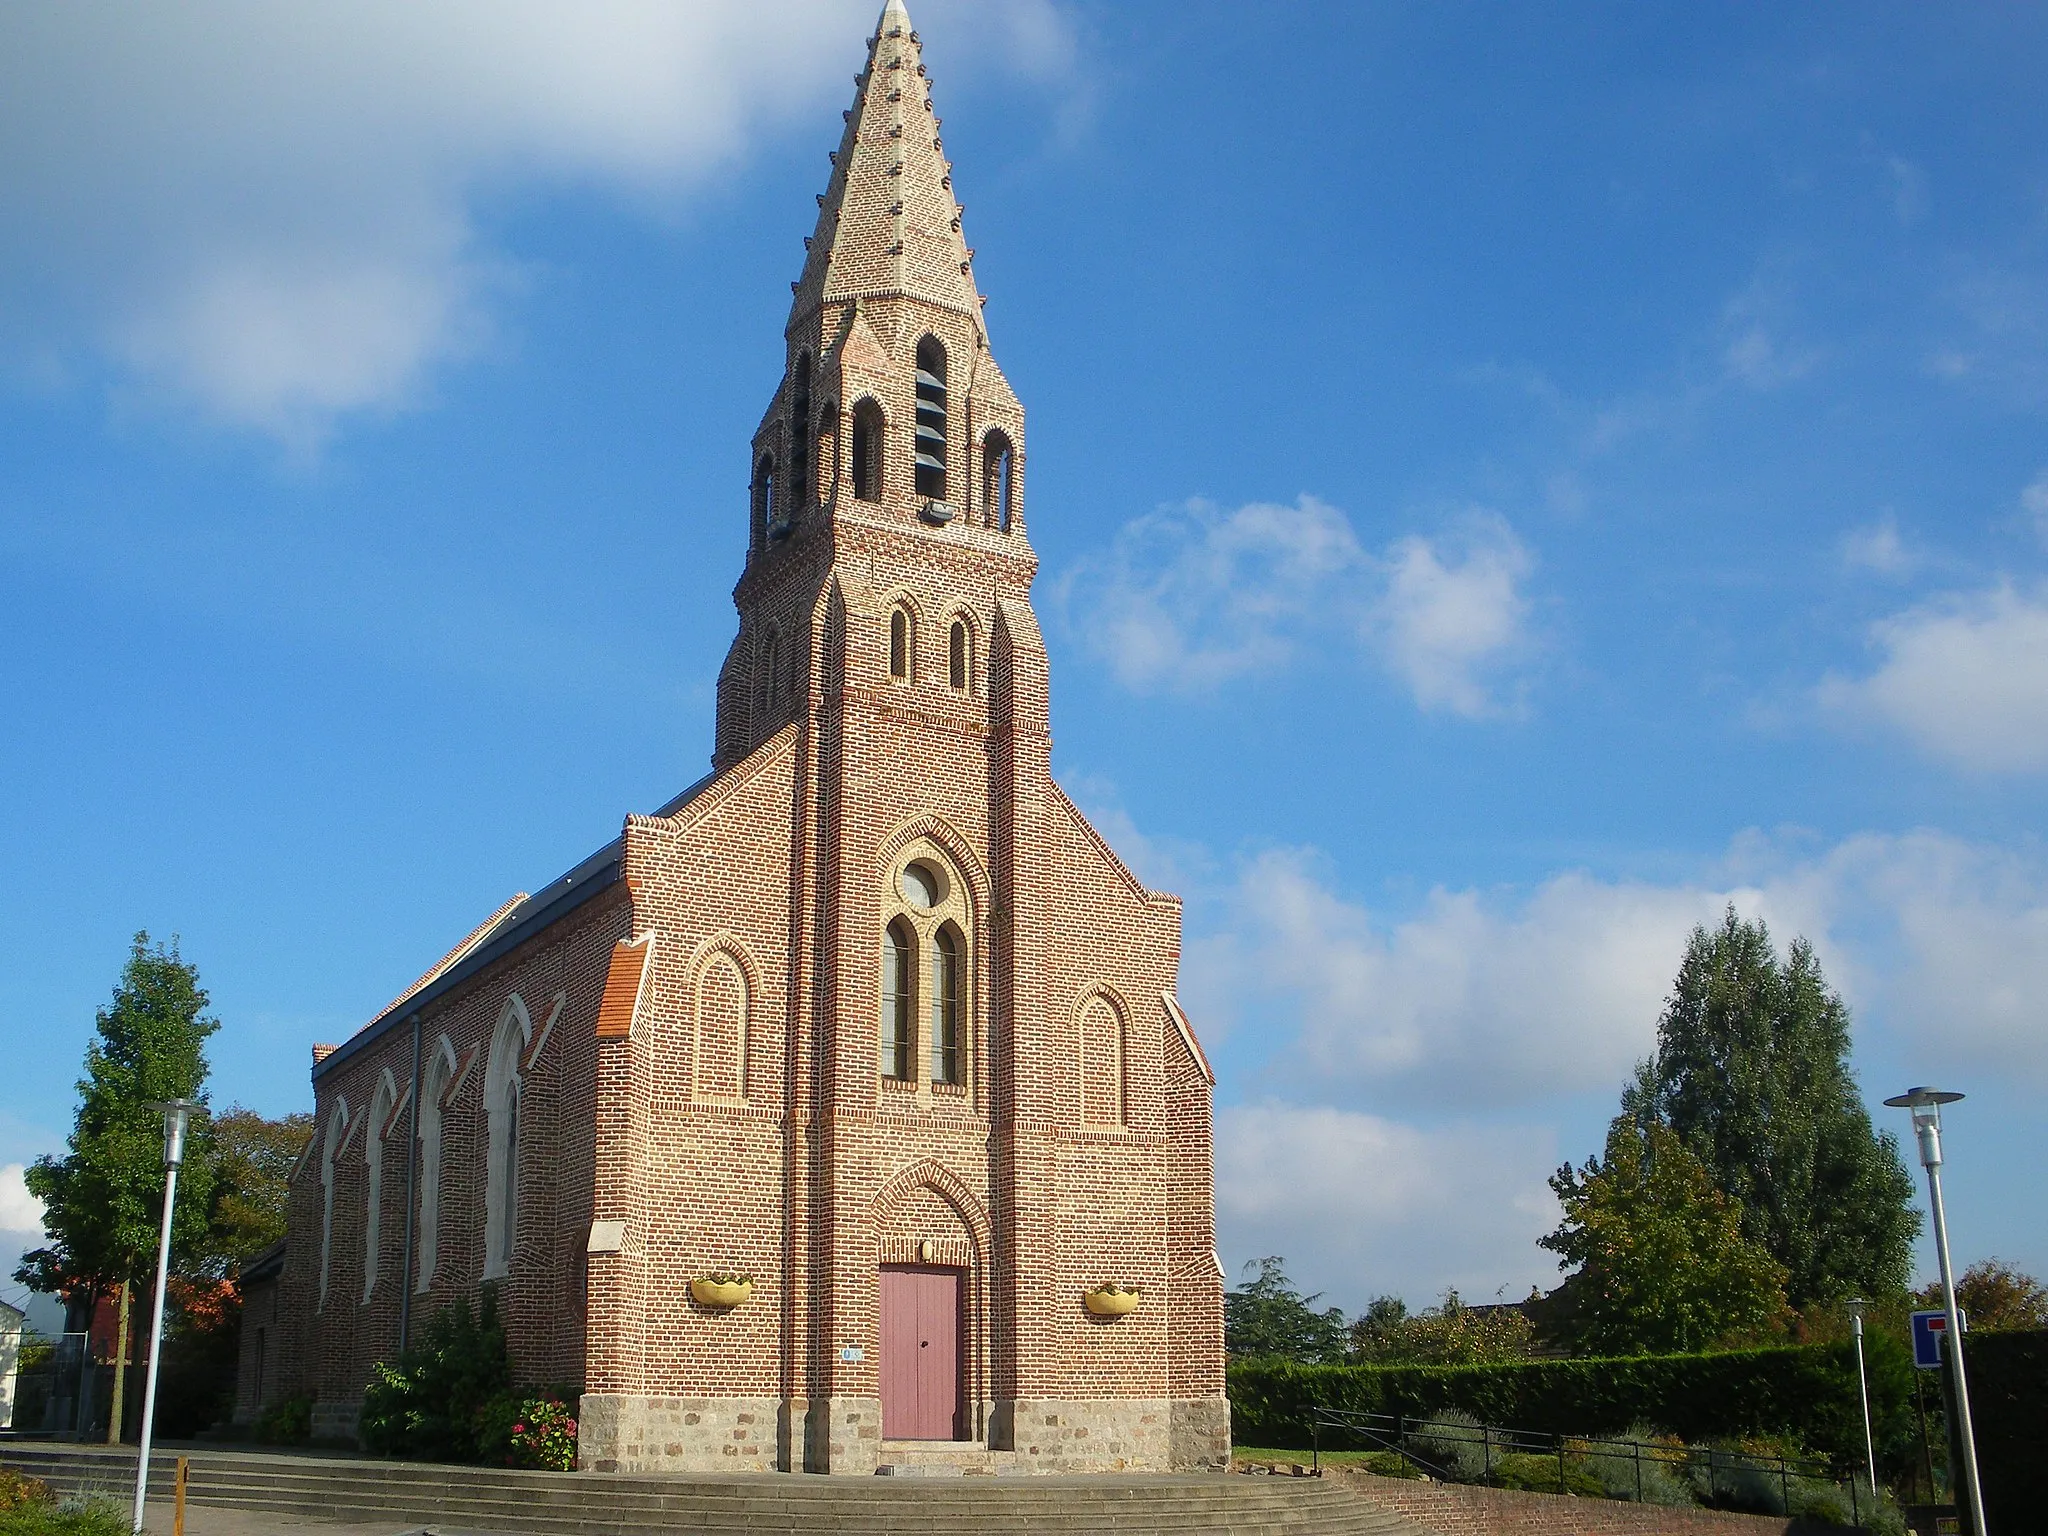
[{"left": 3, "top": 0, "right": 2045, "bottom": 1326}]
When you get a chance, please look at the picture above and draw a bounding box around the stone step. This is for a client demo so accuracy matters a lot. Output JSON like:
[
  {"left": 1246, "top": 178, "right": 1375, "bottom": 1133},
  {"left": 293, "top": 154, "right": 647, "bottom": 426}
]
[{"left": 0, "top": 1445, "right": 1420, "bottom": 1536}]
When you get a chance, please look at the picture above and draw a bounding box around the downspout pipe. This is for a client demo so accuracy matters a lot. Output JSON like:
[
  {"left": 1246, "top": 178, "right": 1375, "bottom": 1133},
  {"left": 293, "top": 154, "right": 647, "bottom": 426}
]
[{"left": 397, "top": 1012, "right": 422, "bottom": 1353}]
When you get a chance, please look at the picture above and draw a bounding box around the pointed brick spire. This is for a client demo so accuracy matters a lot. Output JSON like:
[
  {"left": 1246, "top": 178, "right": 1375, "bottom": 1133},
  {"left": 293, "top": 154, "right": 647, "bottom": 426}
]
[{"left": 791, "top": 0, "right": 982, "bottom": 330}]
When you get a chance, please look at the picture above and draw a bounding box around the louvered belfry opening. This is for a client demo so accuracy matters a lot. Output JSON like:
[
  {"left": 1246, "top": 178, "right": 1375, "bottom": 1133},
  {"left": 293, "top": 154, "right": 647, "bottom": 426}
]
[
  {"left": 914, "top": 336, "right": 947, "bottom": 501},
  {"left": 789, "top": 353, "right": 812, "bottom": 509}
]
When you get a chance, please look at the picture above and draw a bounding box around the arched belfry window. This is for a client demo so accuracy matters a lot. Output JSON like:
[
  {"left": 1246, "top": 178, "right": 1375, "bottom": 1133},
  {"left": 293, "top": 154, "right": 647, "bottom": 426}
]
[
  {"left": 981, "top": 431, "right": 1015, "bottom": 531},
  {"left": 852, "top": 399, "right": 884, "bottom": 503},
  {"left": 817, "top": 399, "right": 838, "bottom": 502},
  {"left": 948, "top": 617, "right": 971, "bottom": 692},
  {"left": 931, "top": 924, "right": 962, "bottom": 1084},
  {"left": 914, "top": 337, "right": 947, "bottom": 501},
  {"left": 889, "top": 606, "right": 913, "bottom": 681},
  {"left": 752, "top": 455, "right": 777, "bottom": 547},
  {"left": 882, "top": 919, "right": 914, "bottom": 1080},
  {"left": 789, "top": 353, "right": 812, "bottom": 509}
]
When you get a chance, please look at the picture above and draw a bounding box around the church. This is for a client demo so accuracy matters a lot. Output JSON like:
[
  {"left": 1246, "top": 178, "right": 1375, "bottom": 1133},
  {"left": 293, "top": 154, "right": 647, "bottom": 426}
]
[{"left": 237, "top": 0, "right": 1228, "bottom": 1476}]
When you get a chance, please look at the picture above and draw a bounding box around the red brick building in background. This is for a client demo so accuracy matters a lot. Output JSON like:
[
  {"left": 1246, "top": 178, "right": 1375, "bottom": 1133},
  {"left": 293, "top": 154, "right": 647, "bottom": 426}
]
[{"left": 238, "top": 0, "right": 1228, "bottom": 1475}]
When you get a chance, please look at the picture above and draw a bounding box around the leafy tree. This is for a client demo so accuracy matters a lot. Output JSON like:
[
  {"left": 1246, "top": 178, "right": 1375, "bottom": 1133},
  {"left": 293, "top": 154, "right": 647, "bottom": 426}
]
[
  {"left": 1349, "top": 1290, "right": 1538, "bottom": 1365},
  {"left": 1624, "top": 909, "right": 1918, "bottom": 1307},
  {"left": 1224, "top": 1257, "right": 1349, "bottom": 1363},
  {"left": 1914, "top": 1259, "right": 2048, "bottom": 1333},
  {"left": 198, "top": 1107, "right": 313, "bottom": 1279},
  {"left": 1543, "top": 1119, "right": 1791, "bottom": 1355},
  {"left": 14, "top": 935, "right": 220, "bottom": 1306}
]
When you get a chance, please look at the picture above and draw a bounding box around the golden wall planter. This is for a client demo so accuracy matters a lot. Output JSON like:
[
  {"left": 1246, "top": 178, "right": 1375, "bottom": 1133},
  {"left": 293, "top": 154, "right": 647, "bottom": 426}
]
[
  {"left": 691, "top": 1276, "right": 754, "bottom": 1308},
  {"left": 1084, "top": 1285, "right": 1141, "bottom": 1317}
]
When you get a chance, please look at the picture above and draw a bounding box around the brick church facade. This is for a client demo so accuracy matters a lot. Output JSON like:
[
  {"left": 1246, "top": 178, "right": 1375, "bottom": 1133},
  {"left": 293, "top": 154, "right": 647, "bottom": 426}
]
[{"left": 237, "top": 0, "right": 1229, "bottom": 1475}]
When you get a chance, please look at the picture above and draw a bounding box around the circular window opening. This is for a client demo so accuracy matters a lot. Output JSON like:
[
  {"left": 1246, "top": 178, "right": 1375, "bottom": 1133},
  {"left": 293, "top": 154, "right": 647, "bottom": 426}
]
[{"left": 900, "top": 862, "right": 941, "bottom": 909}]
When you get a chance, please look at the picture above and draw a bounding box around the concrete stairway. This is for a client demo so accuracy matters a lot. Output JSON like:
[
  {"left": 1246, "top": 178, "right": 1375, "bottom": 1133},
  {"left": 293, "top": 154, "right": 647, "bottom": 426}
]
[{"left": 0, "top": 1442, "right": 1427, "bottom": 1536}]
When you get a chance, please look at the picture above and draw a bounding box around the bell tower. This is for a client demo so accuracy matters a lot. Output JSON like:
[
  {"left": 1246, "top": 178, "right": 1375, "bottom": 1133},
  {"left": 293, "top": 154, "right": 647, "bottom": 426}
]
[{"left": 713, "top": 0, "right": 1029, "bottom": 768}]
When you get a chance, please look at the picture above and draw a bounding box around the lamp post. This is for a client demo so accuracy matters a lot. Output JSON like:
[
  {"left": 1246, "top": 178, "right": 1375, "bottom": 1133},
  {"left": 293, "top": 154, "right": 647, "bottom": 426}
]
[
  {"left": 1884, "top": 1087, "right": 1986, "bottom": 1536},
  {"left": 132, "top": 1100, "right": 202, "bottom": 1536},
  {"left": 1846, "top": 1298, "right": 1877, "bottom": 1502}
]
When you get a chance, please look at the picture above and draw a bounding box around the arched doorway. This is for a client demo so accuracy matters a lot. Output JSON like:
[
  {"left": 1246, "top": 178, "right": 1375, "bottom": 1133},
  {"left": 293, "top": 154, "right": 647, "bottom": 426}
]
[{"left": 878, "top": 1264, "right": 965, "bottom": 1440}]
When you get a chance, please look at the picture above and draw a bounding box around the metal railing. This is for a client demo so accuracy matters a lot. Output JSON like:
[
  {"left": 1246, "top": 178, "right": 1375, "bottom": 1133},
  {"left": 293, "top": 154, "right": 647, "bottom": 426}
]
[{"left": 1308, "top": 1406, "right": 1866, "bottom": 1525}]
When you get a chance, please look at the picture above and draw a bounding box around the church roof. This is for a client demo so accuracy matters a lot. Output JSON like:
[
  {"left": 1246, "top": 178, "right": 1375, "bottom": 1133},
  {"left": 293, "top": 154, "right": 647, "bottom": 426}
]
[
  {"left": 789, "top": 0, "right": 985, "bottom": 332},
  {"left": 313, "top": 773, "right": 714, "bottom": 1081}
]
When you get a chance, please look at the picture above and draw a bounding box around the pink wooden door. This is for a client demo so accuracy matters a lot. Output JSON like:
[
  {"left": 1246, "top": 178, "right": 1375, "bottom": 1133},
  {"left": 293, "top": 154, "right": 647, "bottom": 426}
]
[{"left": 879, "top": 1265, "right": 963, "bottom": 1440}]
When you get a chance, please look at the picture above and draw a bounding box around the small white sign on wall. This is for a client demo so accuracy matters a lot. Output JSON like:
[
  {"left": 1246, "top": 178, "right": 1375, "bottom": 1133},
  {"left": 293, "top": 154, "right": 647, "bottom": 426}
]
[{"left": 840, "top": 1346, "right": 864, "bottom": 1362}]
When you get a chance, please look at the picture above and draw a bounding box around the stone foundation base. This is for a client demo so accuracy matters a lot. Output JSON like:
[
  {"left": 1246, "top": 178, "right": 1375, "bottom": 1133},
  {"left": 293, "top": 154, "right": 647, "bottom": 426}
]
[
  {"left": 309, "top": 1398, "right": 361, "bottom": 1445},
  {"left": 998, "top": 1398, "right": 1170, "bottom": 1472},
  {"left": 577, "top": 1393, "right": 781, "bottom": 1472},
  {"left": 1169, "top": 1397, "right": 1232, "bottom": 1470},
  {"left": 576, "top": 1394, "right": 1226, "bottom": 1475}
]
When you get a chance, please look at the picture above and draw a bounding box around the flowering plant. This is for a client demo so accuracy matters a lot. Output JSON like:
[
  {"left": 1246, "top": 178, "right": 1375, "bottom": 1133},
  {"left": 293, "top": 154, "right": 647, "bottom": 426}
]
[{"left": 505, "top": 1394, "right": 579, "bottom": 1472}]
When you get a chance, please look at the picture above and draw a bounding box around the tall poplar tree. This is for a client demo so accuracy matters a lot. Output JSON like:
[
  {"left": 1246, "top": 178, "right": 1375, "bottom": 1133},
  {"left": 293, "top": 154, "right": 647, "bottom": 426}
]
[
  {"left": 15, "top": 933, "right": 220, "bottom": 1324},
  {"left": 1623, "top": 908, "right": 1918, "bottom": 1306}
]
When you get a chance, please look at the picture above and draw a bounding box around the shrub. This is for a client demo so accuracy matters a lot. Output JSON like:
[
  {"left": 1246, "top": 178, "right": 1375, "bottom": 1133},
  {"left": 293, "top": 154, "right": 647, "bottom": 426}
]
[
  {"left": 358, "top": 1290, "right": 513, "bottom": 1462},
  {"left": 1228, "top": 1334, "right": 1914, "bottom": 1466},
  {"left": 0, "top": 1474, "right": 52, "bottom": 1515},
  {"left": 1403, "top": 1410, "right": 1491, "bottom": 1483},
  {"left": 251, "top": 1393, "right": 312, "bottom": 1445},
  {"left": 0, "top": 1495, "right": 128, "bottom": 1536},
  {"left": 504, "top": 1394, "right": 580, "bottom": 1471},
  {"left": 1579, "top": 1425, "right": 1695, "bottom": 1506}
]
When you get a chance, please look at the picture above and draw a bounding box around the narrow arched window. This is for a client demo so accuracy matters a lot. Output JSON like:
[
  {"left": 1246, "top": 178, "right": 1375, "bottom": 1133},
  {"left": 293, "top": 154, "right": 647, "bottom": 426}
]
[
  {"left": 852, "top": 400, "right": 884, "bottom": 502},
  {"left": 914, "top": 337, "right": 947, "bottom": 501},
  {"left": 363, "top": 1075, "right": 396, "bottom": 1303},
  {"left": 882, "top": 919, "right": 914, "bottom": 1080},
  {"left": 889, "top": 607, "right": 911, "bottom": 681},
  {"left": 789, "top": 355, "right": 812, "bottom": 509},
  {"left": 317, "top": 1102, "right": 348, "bottom": 1310},
  {"left": 760, "top": 629, "right": 781, "bottom": 712},
  {"left": 982, "top": 431, "right": 1014, "bottom": 531},
  {"left": 948, "top": 618, "right": 970, "bottom": 692},
  {"left": 416, "top": 1041, "right": 454, "bottom": 1294},
  {"left": 497, "top": 1078, "right": 520, "bottom": 1268},
  {"left": 931, "top": 924, "right": 961, "bottom": 1085},
  {"left": 753, "top": 455, "right": 777, "bottom": 547},
  {"left": 817, "top": 400, "right": 838, "bottom": 502}
]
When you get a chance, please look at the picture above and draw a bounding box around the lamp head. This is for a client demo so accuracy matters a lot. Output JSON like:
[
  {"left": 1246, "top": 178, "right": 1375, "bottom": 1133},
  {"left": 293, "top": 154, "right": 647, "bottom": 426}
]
[{"left": 148, "top": 1100, "right": 205, "bottom": 1168}]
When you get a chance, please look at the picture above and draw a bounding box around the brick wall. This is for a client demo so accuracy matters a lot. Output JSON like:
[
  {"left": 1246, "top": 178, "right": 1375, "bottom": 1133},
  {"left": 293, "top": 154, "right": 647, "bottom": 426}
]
[{"left": 240, "top": 3, "right": 1225, "bottom": 1475}]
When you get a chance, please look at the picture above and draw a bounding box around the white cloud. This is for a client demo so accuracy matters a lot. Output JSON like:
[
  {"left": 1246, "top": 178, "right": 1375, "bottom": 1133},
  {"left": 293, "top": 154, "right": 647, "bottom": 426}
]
[
  {"left": 1216, "top": 1104, "right": 1561, "bottom": 1312},
  {"left": 1188, "top": 831, "right": 2048, "bottom": 1108},
  {"left": 1373, "top": 519, "right": 1534, "bottom": 716},
  {"left": 1820, "top": 582, "right": 2048, "bottom": 772},
  {"left": 1840, "top": 515, "right": 1915, "bottom": 577},
  {"left": 1059, "top": 498, "right": 1537, "bottom": 716},
  {"left": 0, "top": 0, "right": 1068, "bottom": 446},
  {"left": 2023, "top": 471, "right": 2048, "bottom": 546},
  {"left": 0, "top": 1164, "right": 43, "bottom": 1235}
]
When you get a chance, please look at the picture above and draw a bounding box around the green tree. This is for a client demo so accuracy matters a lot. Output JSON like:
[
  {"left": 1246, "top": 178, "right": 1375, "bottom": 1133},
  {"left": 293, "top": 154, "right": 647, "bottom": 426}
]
[
  {"left": 1349, "top": 1289, "right": 1537, "bottom": 1365},
  {"left": 1624, "top": 908, "right": 1918, "bottom": 1307},
  {"left": 198, "top": 1107, "right": 313, "bottom": 1279},
  {"left": 1224, "top": 1257, "right": 1349, "bottom": 1362},
  {"left": 1914, "top": 1258, "right": 2048, "bottom": 1334},
  {"left": 1542, "top": 1119, "right": 1791, "bottom": 1355},
  {"left": 14, "top": 934, "right": 220, "bottom": 1306}
]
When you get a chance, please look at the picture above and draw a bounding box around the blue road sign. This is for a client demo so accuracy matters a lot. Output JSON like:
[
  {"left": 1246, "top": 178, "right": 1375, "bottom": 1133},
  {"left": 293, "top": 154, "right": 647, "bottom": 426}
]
[{"left": 1910, "top": 1309, "right": 1968, "bottom": 1369}]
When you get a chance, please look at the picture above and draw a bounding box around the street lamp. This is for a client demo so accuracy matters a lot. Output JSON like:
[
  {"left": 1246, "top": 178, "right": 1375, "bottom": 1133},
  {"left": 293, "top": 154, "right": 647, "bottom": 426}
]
[
  {"left": 131, "top": 1100, "right": 202, "bottom": 1536},
  {"left": 1846, "top": 1298, "right": 1877, "bottom": 1503},
  {"left": 1884, "top": 1087, "right": 1986, "bottom": 1536}
]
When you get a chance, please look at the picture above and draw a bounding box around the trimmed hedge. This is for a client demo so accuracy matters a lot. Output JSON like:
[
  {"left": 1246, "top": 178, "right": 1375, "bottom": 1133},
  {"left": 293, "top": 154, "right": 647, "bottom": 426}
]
[
  {"left": 1228, "top": 1335, "right": 1916, "bottom": 1467},
  {"left": 1966, "top": 1328, "right": 2047, "bottom": 1533}
]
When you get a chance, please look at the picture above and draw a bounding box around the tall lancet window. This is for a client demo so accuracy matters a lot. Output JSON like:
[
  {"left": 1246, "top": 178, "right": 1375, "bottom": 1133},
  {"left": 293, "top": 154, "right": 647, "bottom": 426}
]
[
  {"left": 914, "top": 337, "right": 947, "bottom": 500},
  {"left": 789, "top": 354, "right": 812, "bottom": 509},
  {"left": 753, "top": 455, "right": 777, "bottom": 546},
  {"left": 982, "top": 431, "right": 1015, "bottom": 531},
  {"left": 484, "top": 998, "right": 530, "bottom": 1281},
  {"left": 852, "top": 400, "right": 884, "bottom": 502},
  {"left": 930, "top": 924, "right": 962, "bottom": 1084},
  {"left": 882, "top": 919, "right": 914, "bottom": 1080}
]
